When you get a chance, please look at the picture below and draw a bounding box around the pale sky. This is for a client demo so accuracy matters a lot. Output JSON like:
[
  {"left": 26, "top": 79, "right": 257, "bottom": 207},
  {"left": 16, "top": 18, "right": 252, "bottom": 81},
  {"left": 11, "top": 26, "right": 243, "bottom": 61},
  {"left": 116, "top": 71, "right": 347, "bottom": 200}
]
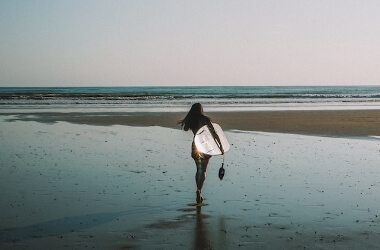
[{"left": 1, "top": 0, "right": 380, "bottom": 87}]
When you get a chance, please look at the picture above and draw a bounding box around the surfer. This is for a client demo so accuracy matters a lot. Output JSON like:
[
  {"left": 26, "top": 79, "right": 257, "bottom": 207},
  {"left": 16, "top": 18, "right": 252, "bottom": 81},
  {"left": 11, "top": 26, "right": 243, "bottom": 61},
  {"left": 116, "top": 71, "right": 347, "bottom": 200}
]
[{"left": 180, "top": 103, "right": 224, "bottom": 204}]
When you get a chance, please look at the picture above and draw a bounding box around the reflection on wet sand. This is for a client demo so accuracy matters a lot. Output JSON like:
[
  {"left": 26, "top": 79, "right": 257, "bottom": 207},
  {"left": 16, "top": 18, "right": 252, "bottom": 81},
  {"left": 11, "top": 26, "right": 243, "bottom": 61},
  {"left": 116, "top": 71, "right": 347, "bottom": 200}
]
[
  {"left": 194, "top": 206, "right": 211, "bottom": 250},
  {"left": 193, "top": 205, "right": 229, "bottom": 250},
  {"left": 144, "top": 204, "right": 230, "bottom": 249}
]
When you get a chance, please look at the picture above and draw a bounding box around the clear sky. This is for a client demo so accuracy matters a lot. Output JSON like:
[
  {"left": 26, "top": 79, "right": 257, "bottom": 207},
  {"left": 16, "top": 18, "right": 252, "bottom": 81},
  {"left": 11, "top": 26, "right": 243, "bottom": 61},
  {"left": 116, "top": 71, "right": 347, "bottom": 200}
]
[{"left": 1, "top": 0, "right": 380, "bottom": 87}]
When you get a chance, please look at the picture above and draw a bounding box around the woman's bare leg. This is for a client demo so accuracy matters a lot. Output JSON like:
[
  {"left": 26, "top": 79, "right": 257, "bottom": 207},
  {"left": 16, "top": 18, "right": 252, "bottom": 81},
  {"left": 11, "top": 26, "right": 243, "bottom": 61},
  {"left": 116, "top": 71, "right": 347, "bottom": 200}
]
[{"left": 195, "top": 158, "right": 210, "bottom": 203}]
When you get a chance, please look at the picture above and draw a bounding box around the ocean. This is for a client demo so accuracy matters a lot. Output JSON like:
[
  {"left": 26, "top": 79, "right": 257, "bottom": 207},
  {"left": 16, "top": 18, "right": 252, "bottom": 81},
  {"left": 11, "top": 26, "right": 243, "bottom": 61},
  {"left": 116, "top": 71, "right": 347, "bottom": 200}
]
[{"left": 1, "top": 86, "right": 380, "bottom": 112}]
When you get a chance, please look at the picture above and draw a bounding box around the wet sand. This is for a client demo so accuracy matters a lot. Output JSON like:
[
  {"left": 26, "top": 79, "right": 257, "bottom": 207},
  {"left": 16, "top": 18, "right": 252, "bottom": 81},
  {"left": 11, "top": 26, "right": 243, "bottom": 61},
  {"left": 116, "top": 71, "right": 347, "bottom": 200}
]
[
  {"left": 3, "top": 109, "right": 380, "bottom": 136},
  {"left": 1, "top": 112, "right": 380, "bottom": 249}
]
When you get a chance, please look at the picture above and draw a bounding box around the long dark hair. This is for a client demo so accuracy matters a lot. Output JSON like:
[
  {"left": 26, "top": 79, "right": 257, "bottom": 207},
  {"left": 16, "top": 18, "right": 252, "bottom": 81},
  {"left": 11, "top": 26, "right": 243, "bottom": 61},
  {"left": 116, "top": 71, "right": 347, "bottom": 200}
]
[{"left": 179, "top": 103, "right": 210, "bottom": 131}]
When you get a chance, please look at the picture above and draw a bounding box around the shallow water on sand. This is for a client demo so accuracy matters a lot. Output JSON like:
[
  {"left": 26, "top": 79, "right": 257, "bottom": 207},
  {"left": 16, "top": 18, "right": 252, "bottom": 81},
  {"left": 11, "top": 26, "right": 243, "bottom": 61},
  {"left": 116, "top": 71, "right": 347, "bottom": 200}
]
[{"left": 1, "top": 117, "right": 379, "bottom": 249}]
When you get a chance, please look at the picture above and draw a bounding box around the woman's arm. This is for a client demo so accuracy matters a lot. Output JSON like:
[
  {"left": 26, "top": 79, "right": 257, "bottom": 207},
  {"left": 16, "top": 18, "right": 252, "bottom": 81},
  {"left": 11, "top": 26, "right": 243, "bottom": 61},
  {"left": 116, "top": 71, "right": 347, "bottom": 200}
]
[{"left": 205, "top": 120, "right": 224, "bottom": 155}]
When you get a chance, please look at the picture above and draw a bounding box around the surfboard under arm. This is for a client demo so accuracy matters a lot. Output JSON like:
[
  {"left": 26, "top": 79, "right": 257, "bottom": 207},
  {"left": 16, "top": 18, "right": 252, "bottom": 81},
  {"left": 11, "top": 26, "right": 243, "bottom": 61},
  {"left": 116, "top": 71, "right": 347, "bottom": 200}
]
[{"left": 194, "top": 123, "right": 230, "bottom": 156}]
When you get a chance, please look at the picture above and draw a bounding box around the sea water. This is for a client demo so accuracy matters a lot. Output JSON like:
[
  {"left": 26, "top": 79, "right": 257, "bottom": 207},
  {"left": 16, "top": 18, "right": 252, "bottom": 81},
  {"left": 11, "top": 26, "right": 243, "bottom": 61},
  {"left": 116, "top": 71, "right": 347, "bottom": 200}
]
[{"left": 0, "top": 86, "right": 379, "bottom": 112}]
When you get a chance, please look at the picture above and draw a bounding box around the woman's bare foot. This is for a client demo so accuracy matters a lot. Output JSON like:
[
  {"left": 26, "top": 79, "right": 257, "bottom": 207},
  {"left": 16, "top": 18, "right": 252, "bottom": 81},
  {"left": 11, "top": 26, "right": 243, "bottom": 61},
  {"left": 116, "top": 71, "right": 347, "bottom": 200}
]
[{"left": 196, "top": 190, "right": 204, "bottom": 204}]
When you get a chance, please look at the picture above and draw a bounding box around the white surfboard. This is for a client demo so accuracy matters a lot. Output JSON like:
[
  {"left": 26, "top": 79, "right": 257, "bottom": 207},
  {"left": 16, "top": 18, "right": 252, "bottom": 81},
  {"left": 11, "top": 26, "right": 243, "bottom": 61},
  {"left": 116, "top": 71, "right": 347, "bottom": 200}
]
[{"left": 194, "top": 123, "right": 230, "bottom": 156}]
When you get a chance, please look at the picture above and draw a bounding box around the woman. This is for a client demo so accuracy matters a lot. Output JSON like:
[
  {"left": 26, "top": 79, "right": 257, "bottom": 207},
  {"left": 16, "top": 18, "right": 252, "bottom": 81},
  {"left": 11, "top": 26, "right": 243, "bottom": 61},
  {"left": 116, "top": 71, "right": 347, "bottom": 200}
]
[{"left": 180, "top": 103, "right": 223, "bottom": 204}]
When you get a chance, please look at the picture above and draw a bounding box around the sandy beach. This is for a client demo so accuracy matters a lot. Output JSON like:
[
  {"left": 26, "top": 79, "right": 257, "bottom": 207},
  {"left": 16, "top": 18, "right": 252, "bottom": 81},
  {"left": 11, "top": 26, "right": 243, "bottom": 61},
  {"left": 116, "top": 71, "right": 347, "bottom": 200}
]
[
  {"left": 3, "top": 109, "right": 380, "bottom": 136},
  {"left": 1, "top": 110, "right": 380, "bottom": 249}
]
